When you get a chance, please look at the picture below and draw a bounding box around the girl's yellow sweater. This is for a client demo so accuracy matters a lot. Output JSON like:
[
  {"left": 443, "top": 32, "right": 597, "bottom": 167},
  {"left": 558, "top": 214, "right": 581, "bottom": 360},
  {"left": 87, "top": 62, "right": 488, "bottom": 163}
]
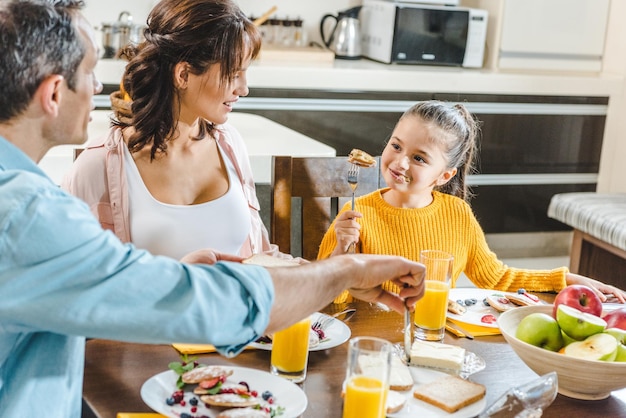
[{"left": 317, "top": 189, "right": 568, "bottom": 303}]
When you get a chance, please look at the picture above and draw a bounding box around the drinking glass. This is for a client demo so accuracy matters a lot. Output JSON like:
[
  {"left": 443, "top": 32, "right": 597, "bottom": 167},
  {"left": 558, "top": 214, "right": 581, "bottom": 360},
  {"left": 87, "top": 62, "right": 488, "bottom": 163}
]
[
  {"left": 414, "top": 250, "right": 454, "bottom": 342},
  {"left": 342, "top": 337, "right": 392, "bottom": 418},
  {"left": 270, "top": 316, "right": 311, "bottom": 383}
]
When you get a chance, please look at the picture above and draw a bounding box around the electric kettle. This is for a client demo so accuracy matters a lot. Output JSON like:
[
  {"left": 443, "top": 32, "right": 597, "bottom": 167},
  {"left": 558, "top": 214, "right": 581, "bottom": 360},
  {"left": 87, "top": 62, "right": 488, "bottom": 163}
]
[{"left": 320, "top": 6, "right": 362, "bottom": 59}]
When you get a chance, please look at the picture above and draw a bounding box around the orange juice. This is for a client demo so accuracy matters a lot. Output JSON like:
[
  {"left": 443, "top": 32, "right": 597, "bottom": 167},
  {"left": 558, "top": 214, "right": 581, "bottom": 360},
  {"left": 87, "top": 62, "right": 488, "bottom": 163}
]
[
  {"left": 342, "top": 375, "right": 388, "bottom": 418},
  {"left": 271, "top": 317, "right": 311, "bottom": 374},
  {"left": 414, "top": 280, "right": 450, "bottom": 329}
]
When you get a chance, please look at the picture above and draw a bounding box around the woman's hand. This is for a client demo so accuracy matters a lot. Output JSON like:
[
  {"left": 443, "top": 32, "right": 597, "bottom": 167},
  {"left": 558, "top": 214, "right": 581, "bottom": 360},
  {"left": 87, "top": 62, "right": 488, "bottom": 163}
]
[
  {"left": 566, "top": 273, "right": 626, "bottom": 303},
  {"left": 331, "top": 210, "right": 362, "bottom": 255},
  {"left": 180, "top": 249, "right": 244, "bottom": 265}
]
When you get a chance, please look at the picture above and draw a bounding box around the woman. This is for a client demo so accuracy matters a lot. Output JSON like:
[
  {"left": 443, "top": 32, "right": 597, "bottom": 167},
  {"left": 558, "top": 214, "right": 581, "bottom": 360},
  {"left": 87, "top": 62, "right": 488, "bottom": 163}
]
[{"left": 64, "top": 0, "right": 294, "bottom": 261}]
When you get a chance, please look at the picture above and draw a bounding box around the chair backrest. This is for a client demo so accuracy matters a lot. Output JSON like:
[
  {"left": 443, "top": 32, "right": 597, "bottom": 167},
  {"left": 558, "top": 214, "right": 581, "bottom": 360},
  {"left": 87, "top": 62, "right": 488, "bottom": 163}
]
[{"left": 271, "top": 155, "right": 385, "bottom": 260}]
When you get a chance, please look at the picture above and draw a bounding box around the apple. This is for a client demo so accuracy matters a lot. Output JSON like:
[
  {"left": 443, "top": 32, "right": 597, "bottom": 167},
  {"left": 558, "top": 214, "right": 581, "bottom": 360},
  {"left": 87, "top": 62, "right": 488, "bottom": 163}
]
[
  {"left": 552, "top": 284, "right": 603, "bottom": 318},
  {"left": 605, "top": 328, "right": 626, "bottom": 362},
  {"left": 563, "top": 332, "right": 618, "bottom": 361},
  {"left": 603, "top": 307, "right": 626, "bottom": 331},
  {"left": 556, "top": 304, "right": 607, "bottom": 341},
  {"left": 561, "top": 329, "right": 577, "bottom": 346},
  {"left": 516, "top": 312, "right": 564, "bottom": 352}
]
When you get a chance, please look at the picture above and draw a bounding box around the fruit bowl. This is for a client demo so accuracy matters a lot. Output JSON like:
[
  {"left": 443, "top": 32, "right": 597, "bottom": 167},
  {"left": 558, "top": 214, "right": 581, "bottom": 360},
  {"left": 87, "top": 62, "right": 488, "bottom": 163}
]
[{"left": 498, "top": 305, "right": 626, "bottom": 400}]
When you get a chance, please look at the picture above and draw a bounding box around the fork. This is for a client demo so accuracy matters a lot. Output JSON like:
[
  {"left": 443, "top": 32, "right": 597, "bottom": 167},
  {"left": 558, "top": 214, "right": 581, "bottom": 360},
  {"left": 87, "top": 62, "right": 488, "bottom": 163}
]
[{"left": 346, "top": 163, "right": 359, "bottom": 253}]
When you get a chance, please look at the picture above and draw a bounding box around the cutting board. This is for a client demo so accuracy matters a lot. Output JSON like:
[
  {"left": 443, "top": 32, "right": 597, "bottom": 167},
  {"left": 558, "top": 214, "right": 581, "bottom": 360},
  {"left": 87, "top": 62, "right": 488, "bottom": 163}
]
[{"left": 257, "top": 45, "right": 335, "bottom": 65}]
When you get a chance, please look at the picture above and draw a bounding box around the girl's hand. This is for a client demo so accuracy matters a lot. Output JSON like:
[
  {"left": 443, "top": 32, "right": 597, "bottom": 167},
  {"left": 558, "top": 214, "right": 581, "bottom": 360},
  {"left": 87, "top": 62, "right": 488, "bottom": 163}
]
[
  {"left": 566, "top": 273, "right": 626, "bottom": 303},
  {"left": 332, "top": 210, "right": 362, "bottom": 255}
]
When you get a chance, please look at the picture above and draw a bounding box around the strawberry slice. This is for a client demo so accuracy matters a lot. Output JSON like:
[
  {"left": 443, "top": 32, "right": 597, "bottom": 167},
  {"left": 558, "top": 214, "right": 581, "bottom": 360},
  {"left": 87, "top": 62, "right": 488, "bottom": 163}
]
[{"left": 199, "top": 377, "right": 220, "bottom": 389}]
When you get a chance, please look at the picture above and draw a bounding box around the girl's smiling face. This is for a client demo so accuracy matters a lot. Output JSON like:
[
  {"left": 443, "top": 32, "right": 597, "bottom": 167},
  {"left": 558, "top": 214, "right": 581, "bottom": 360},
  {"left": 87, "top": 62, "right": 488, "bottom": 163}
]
[{"left": 381, "top": 115, "right": 457, "bottom": 207}]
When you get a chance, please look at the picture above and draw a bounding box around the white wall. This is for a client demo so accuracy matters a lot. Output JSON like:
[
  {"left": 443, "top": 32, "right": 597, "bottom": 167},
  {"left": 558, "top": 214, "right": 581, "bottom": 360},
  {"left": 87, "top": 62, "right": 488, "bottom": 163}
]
[{"left": 83, "top": 0, "right": 359, "bottom": 47}]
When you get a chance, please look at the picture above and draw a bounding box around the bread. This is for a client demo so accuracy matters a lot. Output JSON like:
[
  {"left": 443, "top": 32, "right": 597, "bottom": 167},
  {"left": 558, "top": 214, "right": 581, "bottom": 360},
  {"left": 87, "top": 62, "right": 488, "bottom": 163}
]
[
  {"left": 357, "top": 354, "right": 414, "bottom": 391},
  {"left": 485, "top": 293, "right": 515, "bottom": 312},
  {"left": 182, "top": 365, "right": 233, "bottom": 384},
  {"left": 409, "top": 340, "right": 465, "bottom": 372},
  {"left": 242, "top": 254, "right": 299, "bottom": 267},
  {"left": 348, "top": 148, "right": 376, "bottom": 167},
  {"left": 200, "top": 393, "right": 259, "bottom": 408},
  {"left": 216, "top": 408, "right": 270, "bottom": 418},
  {"left": 413, "top": 375, "right": 485, "bottom": 413},
  {"left": 447, "top": 299, "right": 467, "bottom": 315},
  {"left": 386, "top": 390, "right": 407, "bottom": 414}
]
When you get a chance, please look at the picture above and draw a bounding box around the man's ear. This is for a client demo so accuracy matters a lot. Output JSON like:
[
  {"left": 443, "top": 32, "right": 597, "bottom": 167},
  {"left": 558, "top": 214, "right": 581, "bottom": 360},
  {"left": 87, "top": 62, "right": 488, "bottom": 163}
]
[
  {"left": 38, "top": 75, "right": 65, "bottom": 117},
  {"left": 436, "top": 167, "right": 458, "bottom": 186},
  {"left": 173, "top": 62, "right": 190, "bottom": 89}
]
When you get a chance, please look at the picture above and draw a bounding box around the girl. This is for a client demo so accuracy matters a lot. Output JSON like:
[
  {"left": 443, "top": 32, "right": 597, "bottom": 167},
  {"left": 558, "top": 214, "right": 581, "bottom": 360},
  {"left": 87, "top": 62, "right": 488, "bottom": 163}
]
[
  {"left": 318, "top": 101, "right": 626, "bottom": 302},
  {"left": 63, "top": 0, "right": 295, "bottom": 261}
]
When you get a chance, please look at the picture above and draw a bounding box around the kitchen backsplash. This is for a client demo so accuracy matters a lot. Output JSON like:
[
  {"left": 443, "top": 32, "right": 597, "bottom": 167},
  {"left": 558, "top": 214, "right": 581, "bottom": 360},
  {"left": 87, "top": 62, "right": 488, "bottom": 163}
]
[{"left": 83, "top": 0, "right": 360, "bottom": 48}]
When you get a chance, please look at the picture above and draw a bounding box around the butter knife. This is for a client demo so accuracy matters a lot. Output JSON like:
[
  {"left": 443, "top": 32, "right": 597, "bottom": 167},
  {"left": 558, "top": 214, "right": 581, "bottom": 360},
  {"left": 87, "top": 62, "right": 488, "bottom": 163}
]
[{"left": 446, "top": 320, "right": 474, "bottom": 340}]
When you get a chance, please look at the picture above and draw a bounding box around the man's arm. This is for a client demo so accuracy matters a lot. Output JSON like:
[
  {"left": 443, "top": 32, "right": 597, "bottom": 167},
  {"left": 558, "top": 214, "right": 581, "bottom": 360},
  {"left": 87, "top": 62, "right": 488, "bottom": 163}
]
[{"left": 264, "top": 254, "right": 425, "bottom": 333}]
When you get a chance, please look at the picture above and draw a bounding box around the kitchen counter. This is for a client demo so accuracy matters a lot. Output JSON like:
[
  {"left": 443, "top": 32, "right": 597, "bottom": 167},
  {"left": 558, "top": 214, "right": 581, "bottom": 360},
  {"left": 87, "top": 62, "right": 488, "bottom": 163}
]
[
  {"left": 95, "top": 58, "right": 623, "bottom": 96},
  {"left": 38, "top": 111, "right": 335, "bottom": 185}
]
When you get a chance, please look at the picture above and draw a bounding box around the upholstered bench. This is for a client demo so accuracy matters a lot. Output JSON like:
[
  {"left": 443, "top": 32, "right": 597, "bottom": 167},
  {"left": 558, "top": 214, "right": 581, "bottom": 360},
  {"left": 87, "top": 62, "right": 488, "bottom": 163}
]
[{"left": 548, "top": 192, "right": 626, "bottom": 287}]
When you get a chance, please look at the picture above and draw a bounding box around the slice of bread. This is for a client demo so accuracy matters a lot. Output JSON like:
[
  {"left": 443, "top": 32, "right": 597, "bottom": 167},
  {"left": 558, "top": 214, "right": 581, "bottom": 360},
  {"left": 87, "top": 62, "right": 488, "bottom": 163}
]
[
  {"left": 182, "top": 365, "right": 233, "bottom": 384},
  {"left": 242, "top": 254, "right": 299, "bottom": 267},
  {"left": 413, "top": 375, "right": 486, "bottom": 413},
  {"left": 386, "top": 390, "right": 407, "bottom": 414},
  {"left": 200, "top": 393, "right": 259, "bottom": 408}
]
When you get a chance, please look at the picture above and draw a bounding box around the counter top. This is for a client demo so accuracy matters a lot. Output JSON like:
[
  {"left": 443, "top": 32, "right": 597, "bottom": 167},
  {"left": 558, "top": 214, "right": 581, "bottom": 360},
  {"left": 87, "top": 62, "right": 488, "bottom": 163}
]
[
  {"left": 38, "top": 111, "right": 335, "bottom": 185},
  {"left": 96, "top": 58, "right": 624, "bottom": 97}
]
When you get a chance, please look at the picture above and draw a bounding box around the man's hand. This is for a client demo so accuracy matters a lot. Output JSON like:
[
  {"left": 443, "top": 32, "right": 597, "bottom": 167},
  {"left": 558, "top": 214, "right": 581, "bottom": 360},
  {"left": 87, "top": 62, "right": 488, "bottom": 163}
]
[{"left": 347, "top": 254, "right": 425, "bottom": 314}]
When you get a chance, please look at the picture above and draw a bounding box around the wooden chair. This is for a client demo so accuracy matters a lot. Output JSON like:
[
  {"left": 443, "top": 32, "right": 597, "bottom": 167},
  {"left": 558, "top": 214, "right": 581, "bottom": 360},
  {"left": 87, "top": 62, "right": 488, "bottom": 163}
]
[{"left": 271, "top": 155, "right": 385, "bottom": 260}]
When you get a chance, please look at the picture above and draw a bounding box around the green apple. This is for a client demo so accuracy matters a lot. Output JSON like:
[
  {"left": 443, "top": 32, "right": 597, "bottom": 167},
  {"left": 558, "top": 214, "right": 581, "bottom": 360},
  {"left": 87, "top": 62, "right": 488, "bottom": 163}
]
[
  {"left": 516, "top": 312, "right": 564, "bottom": 352},
  {"left": 563, "top": 332, "right": 618, "bottom": 361},
  {"left": 556, "top": 304, "right": 606, "bottom": 340},
  {"left": 561, "top": 329, "right": 577, "bottom": 346},
  {"left": 605, "top": 328, "right": 626, "bottom": 362}
]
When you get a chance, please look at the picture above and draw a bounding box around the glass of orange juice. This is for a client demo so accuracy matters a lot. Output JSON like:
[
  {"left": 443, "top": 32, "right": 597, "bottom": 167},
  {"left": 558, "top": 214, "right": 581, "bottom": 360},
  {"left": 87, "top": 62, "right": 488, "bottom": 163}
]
[
  {"left": 414, "top": 250, "right": 454, "bottom": 342},
  {"left": 270, "top": 316, "right": 311, "bottom": 383},
  {"left": 342, "top": 337, "right": 392, "bottom": 418}
]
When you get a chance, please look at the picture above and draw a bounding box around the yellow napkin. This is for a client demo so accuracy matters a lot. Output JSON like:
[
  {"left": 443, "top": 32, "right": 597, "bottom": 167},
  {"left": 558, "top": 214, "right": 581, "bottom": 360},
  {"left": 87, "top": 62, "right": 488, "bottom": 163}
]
[
  {"left": 172, "top": 343, "right": 218, "bottom": 354},
  {"left": 172, "top": 343, "right": 260, "bottom": 354},
  {"left": 116, "top": 414, "right": 165, "bottom": 418},
  {"left": 447, "top": 318, "right": 501, "bottom": 336}
]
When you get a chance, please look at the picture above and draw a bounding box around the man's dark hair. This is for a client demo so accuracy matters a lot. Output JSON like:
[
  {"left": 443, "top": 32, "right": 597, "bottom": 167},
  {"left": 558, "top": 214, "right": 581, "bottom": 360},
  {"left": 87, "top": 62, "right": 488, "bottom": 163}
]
[{"left": 0, "top": 0, "right": 86, "bottom": 121}]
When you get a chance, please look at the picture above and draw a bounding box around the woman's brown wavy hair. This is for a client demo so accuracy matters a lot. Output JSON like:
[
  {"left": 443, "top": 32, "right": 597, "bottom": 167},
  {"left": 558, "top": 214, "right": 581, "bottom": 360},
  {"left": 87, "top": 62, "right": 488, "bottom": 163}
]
[{"left": 117, "top": 0, "right": 261, "bottom": 160}]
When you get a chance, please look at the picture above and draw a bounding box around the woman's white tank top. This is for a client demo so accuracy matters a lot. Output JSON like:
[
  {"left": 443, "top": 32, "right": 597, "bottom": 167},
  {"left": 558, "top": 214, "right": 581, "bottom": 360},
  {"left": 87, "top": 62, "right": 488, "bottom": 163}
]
[{"left": 124, "top": 142, "right": 250, "bottom": 260}]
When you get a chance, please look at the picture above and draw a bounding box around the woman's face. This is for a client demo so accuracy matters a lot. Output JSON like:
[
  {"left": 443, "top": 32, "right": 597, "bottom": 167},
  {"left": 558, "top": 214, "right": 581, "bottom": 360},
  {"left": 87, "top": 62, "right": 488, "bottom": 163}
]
[
  {"left": 178, "top": 57, "right": 251, "bottom": 125},
  {"left": 381, "top": 115, "right": 456, "bottom": 197}
]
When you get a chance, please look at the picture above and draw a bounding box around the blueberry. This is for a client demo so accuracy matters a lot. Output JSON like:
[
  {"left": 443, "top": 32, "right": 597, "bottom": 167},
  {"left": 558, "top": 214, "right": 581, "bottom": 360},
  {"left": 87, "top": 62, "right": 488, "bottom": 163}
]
[
  {"left": 456, "top": 299, "right": 465, "bottom": 306},
  {"left": 189, "top": 397, "right": 198, "bottom": 406},
  {"left": 165, "top": 397, "right": 175, "bottom": 406},
  {"left": 517, "top": 288, "right": 526, "bottom": 294},
  {"left": 180, "top": 414, "right": 192, "bottom": 418},
  {"left": 262, "top": 390, "right": 273, "bottom": 400}
]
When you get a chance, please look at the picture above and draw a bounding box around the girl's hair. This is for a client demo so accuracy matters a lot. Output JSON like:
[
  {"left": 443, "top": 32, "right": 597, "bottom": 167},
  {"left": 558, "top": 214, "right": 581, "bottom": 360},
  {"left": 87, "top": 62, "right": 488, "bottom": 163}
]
[
  {"left": 117, "top": 0, "right": 262, "bottom": 160},
  {"left": 401, "top": 101, "right": 480, "bottom": 201}
]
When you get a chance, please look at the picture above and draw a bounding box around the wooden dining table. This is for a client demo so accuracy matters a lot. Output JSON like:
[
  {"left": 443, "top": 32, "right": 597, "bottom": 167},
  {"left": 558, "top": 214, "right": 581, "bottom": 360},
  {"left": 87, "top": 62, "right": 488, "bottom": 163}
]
[{"left": 82, "top": 297, "right": 626, "bottom": 418}]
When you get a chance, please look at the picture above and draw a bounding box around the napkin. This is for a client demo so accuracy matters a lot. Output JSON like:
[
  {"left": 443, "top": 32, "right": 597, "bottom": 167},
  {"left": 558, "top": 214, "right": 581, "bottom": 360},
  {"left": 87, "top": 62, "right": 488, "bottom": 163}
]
[
  {"left": 447, "top": 318, "right": 501, "bottom": 336},
  {"left": 172, "top": 343, "right": 260, "bottom": 354}
]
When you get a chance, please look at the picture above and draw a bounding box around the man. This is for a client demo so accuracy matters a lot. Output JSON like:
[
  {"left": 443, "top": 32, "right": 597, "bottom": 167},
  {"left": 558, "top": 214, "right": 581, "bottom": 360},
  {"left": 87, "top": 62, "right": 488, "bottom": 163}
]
[{"left": 0, "top": 1, "right": 425, "bottom": 416}]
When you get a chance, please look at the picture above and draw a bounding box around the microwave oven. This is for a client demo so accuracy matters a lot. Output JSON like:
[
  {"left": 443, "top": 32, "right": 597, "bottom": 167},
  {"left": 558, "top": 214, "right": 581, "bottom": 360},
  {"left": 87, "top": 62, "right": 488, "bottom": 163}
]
[{"left": 360, "top": 0, "right": 488, "bottom": 67}]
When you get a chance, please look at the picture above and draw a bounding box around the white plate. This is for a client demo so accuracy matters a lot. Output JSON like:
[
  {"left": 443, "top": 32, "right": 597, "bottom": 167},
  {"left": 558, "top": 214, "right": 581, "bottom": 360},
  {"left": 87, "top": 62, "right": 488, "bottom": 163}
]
[
  {"left": 141, "top": 367, "right": 307, "bottom": 418},
  {"left": 447, "top": 288, "right": 545, "bottom": 329},
  {"left": 387, "top": 366, "right": 487, "bottom": 418},
  {"left": 249, "top": 312, "right": 351, "bottom": 351}
]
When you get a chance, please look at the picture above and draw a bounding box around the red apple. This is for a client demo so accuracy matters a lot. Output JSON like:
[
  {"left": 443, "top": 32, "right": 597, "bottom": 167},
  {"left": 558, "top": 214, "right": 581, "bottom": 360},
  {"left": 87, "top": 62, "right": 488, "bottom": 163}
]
[
  {"left": 603, "top": 307, "right": 626, "bottom": 331},
  {"left": 552, "top": 284, "right": 603, "bottom": 318}
]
